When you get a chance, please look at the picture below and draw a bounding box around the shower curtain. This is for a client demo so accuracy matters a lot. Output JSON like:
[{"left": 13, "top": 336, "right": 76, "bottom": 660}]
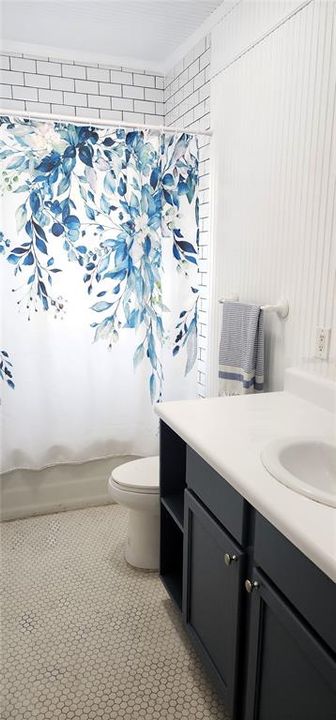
[{"left": 0, "top": 117, "right": 199, "bottom": 472}]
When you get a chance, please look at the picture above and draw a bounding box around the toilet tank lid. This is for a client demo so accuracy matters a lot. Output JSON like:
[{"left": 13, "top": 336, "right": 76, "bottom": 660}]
[{"left": 111, "top": 456, "right": 159, "bottom": 493}]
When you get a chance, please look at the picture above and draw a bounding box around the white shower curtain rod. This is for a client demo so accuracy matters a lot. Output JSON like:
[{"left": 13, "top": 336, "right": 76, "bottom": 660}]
[{"left": 0, "top": 108, "right": 212, "bottom": 137}]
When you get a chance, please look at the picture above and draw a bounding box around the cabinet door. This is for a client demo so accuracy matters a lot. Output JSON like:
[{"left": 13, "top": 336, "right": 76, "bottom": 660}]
[
  {"left": 183, "top": 490, "right": 245, "bottom": 716},
  {"left": 244, "top": 569, "right": 336, "bottom": 720}
]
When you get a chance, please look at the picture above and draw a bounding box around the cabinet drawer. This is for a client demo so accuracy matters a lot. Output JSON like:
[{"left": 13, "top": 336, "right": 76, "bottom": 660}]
[
  {"left": 254, "top": 513, "right": 336, "bottom": 654},
  {"left": 186, "top": 447, "right": 246, "bottom": 545}
]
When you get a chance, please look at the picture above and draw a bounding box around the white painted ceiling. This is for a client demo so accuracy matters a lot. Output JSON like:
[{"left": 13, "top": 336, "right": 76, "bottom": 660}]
[{"left": 0, "top": 0, "right": 225, "bottom": 71}]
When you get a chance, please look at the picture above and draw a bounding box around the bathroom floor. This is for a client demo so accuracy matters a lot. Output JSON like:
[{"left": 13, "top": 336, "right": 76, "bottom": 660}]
[{"left": 1, "top": 505, "right": 228, "bottom": 720}]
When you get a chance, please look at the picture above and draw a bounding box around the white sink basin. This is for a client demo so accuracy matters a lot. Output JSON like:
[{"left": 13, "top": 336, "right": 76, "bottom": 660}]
[{"left": 261, "top": 437, "right": 336, "bottom": 507}]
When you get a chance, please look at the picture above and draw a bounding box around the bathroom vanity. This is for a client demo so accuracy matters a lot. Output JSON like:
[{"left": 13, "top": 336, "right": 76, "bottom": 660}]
[{"left": 157, "top": 368, "right": 336, "bottom": 720}]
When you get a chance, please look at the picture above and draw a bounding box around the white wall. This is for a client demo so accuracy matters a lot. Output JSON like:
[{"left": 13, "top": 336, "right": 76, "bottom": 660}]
[
  {"left": 0, "top": 52, "right": 164, "bottom": 124},
  {"left": 209, "top": 0, "right": 336, "bottom": 393},
  {"left": 165, "top": 36, "right": 211, "bottom": 397}
]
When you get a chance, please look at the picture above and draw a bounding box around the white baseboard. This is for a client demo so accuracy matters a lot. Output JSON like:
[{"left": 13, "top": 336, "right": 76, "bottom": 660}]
[{"left": 0, "top": 455, "right": 136, "bottom": 521}]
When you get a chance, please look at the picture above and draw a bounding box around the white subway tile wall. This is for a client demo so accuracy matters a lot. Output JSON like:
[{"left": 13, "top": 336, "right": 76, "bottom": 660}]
[
  {"left": 0, "top": 42, "right": 211, "bottom": 398},
  {"left": 164, "top": 35, "right": 211, "bottom": 398},
  {"left": 0, "top": 54, "right": 164, "bottom": 124}
]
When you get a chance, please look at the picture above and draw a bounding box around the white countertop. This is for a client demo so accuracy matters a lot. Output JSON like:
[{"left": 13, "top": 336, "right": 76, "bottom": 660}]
[{"left": 156, "top": 384, "right": 336, "bottom": 582}]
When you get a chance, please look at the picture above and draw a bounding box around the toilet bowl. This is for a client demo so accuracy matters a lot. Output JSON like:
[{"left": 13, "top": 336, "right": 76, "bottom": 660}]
[{"left": 108, "top": 456, "right": 160, "bottom": 570}]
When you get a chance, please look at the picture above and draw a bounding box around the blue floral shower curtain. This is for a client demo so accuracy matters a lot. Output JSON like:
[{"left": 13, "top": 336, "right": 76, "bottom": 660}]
[{"left": 0, "top": 117, "right": 199, "bottom": 472}]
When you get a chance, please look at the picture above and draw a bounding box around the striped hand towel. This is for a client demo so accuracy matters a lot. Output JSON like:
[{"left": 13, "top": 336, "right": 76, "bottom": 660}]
[{"left": 219, "top": 302, "right": 264, "bottom": 396}]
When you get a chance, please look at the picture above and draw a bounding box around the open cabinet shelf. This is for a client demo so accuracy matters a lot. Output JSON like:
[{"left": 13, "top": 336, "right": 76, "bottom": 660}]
[
  {"left": 161, "top": 492, "right": 184, "bottom": 532},
  {"left": 160, "top": 505, "right": 183, "bottom": 610},
  {"left": 161, "top": 570, "right": 183, "bottom": 609},
  {"left": 159, "top": 421, "right": 187, "bottom": 611}
]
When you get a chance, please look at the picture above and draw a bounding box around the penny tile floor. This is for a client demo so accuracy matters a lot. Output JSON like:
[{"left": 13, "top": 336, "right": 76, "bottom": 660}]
[{"left": 0, "top": 505, "right": 228, "bottom": 719}]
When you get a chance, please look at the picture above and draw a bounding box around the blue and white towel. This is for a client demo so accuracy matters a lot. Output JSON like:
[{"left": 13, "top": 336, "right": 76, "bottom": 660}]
[{"left": 219, "top": 302, "right": 264, "bottom": 396}]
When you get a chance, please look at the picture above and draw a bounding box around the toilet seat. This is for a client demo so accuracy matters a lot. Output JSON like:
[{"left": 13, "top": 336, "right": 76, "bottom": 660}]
[{"left": 111, "top": 456, "right": 159, "bottom": 494}]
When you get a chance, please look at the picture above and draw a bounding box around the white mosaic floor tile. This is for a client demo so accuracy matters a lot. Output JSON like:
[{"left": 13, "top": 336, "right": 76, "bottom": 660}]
[{"left": 0, "top": 506, "right": 228, "bottom": 719}]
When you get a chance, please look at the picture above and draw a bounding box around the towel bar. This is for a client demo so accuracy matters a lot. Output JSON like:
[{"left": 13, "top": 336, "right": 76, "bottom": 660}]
[{"left": 218, "top": 296, "right": 289, "bottom": 319}]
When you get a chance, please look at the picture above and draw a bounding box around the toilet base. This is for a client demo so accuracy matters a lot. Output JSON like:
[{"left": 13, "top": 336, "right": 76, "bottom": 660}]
[{"left": 125, "top": 509, "right": 159, "bottom": 570}]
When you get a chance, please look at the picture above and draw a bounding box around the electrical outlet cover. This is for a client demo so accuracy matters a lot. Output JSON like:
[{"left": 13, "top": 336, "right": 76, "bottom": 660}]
[{"left": 315, "top": 328, "right": 331, "bottom": 360}]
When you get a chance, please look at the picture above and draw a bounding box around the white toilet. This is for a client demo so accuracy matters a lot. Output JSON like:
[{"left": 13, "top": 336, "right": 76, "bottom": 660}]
[{"left": 108, "top": 456, "right": 160, "bottom": 570}]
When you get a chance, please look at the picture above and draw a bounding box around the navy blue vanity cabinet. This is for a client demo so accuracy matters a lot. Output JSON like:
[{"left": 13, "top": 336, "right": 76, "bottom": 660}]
[
  {"left": 183, "top": 490, "right": 246, "bottom": 717},
  {"left": 243, "top": 568, "right": 336, "bottom": 720},
  {"left": 253, "top": 513, "right": 336, "bottom": 654},
  {"left": 182, "top": 446, "right": 251, "bottom": 718},
  {"left": 159, "top": 421, "right": 336, "bottom": 720},
  {"left": 243, "top": 513, "right": 336, "bottom": 720}
]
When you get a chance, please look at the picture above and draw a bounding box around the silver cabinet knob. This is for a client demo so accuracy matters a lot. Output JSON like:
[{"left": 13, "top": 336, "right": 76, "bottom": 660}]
[
  {"left": 224, "top": 553, "right": 238, "bottom": 566},
  {"left": 245, "top": 579, "right": 260, "bottom": 593}
]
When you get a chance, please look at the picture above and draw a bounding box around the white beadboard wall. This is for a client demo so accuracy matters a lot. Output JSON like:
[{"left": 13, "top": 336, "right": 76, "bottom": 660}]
[
  {"left": 165, "top": 36, "right": 211, "bottom": 397},
  {"left": 0, "top": 53, "right": 164, "bottom": 124},
  {"left": 209, "top": 0, "right": 336, "bottom": 394}
]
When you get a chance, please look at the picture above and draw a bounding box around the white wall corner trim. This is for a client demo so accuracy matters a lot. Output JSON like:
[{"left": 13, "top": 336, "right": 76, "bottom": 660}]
[
  {"left": 159, "top": 0, "right": 239, "bottom": 74},
  {"left": 211, "top": 0, "right": 314, "bottom": 78}
]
